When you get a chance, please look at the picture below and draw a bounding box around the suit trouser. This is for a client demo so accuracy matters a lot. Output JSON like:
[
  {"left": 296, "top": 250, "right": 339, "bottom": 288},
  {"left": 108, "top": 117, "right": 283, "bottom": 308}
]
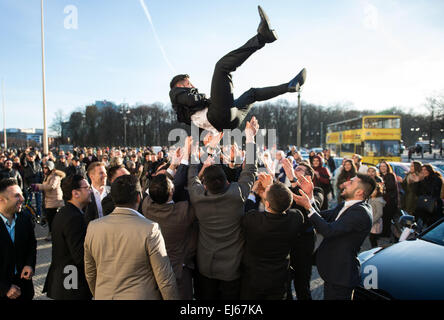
[
  {"left": 207, "top": 34, "right": 289, "bottom": 131},
  {"left": 287, "top": 231, "right": 315, "bottom": 300},
  {"left": 197, "top": 273, "right": 241, "bottom": 300},
  {"left": 323, "top": 282, "right": 354, "bottom": 300},
  {"left": 44, "top": 207, "right": 59, "bottom": 233}
]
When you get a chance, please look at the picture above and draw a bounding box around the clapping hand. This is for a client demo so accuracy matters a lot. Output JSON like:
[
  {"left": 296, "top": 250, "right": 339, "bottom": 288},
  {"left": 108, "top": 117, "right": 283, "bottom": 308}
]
[
  {"left": 292, "top": 189, "right": 312, "bottom": 210},
  {"left": 258, "top": 172, "right": 274, "bottom": 190},
  {"left": 245, "top": 116, "right": 259, "bottom": 141},
  {"left": 294, "top": 171, "right": 314, "bottom": 199},
  {"left": 281, "top": 158, "right": 296, "bottom": 182}
]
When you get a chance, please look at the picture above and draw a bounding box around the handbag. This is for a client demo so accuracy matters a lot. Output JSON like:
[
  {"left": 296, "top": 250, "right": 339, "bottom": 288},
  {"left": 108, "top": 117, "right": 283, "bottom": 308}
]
[{"left": 416, "top": 195, "right": 435, "bottom": 214}]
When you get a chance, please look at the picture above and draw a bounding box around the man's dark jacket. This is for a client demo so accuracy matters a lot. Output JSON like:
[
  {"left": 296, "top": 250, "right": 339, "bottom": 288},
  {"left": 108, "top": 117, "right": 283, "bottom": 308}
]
[
  {"left": 0, "top": 212, "right": 36, "bottom": 300},
  {"left": 241, "top": 207, "right": 304, "bottom": 298},
  {"left": 0, "top": 169, "right": 23, "bottom": 190},
  {"left": 169, "top": 87, "right": 210, "bottom": 125},
  {"left": 43, "top": 202, "right": 92, "bottom": 300},
  {"left": 22, "top": 159, "right": 43, "bottom": 187},
  {"left": 309, "top": 201, "right": 372, "bottom": 288}
]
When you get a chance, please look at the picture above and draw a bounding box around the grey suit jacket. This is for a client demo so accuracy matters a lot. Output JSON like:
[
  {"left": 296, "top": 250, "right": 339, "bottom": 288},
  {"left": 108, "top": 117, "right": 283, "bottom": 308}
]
[
  {"left": 84, "top": 206, "right": 179, "bottom": 300},
  {"left": 188, "top": 143, "right": 257, "bottom": 281}
]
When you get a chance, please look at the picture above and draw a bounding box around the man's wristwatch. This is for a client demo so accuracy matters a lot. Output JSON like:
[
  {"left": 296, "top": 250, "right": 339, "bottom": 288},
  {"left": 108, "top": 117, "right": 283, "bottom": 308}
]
[{"left": 290, "top": 178, "right": 297, "bottom": 183}]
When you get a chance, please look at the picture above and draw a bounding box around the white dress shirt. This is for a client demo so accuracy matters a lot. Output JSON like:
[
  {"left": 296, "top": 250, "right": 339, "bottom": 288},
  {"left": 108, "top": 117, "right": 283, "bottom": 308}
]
[
  {"left": 190, "top": 108, "right": 219, "bottom": 135},
  {"left": 92, "top": 185, "right": 109, "bottom": 218}
]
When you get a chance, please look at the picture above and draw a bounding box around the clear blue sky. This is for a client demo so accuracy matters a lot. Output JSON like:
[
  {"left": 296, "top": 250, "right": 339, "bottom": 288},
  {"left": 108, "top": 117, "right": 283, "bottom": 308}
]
[{"left": 1, "top": 0, "right": 444, "bottom": 132}]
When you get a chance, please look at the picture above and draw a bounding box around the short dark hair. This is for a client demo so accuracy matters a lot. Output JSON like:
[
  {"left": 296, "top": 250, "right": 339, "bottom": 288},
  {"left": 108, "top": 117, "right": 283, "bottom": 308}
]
[
  {"left": 266, "top": 182, "right": 293, "bottom": 213},
  {"left": 111, "top": 174, "right": 141, "bottom": 206},
  {"left": 298, "top": 162, "right": 315, "bottom": 179},
  {"left": 107, "top": 165, "right": 125, "bottom": 182},
  {"left": 170, "top": 74, "right": 189, "bottom": 89},
  {"left": 0, "top": 178, "right": 18, "bottom": 193},
  {"left": 202, "top": 165, "right": 228, "bottom": 194},
  {"left": 356, "top": 173, "right": 376, "bottom": 200},
  {"left": 149, "top": 174, "right": 173, "bottom": 204},
  {"left": 61, "top": 174, "right": 85, "bottom": 202}
]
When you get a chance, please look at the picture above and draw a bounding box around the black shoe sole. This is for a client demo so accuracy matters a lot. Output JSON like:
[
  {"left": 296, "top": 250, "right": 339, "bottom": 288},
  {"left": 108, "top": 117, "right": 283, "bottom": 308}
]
[{"left": 257, "top": 6, "right": 278, "bottom": 42}]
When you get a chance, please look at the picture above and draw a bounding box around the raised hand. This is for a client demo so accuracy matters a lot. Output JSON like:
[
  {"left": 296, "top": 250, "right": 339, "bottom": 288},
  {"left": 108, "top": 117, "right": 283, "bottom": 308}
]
[
  {"left": 258, "top": 172, "right": 274, "bottom": 190},
  {"left": 292, "top": 189, "right": 312, "bottom": 210},
  {"left": 245, "top": 116, "right": 259, "bottom": 140},
  {"left": 281, "top": 158, "right": 296, "bottom": 181},
  {"left": 295, "top": 171, "right": 314, "bottom": 199}
]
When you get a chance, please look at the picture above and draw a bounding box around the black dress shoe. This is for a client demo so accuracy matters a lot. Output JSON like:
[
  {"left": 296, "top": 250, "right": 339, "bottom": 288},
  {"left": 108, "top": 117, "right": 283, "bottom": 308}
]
[
  {"left": 288, "top": 68, "right": 307, "bottom": 92},
  {"left": 257, "top": 5, "right": 278, "bottom": 43}
]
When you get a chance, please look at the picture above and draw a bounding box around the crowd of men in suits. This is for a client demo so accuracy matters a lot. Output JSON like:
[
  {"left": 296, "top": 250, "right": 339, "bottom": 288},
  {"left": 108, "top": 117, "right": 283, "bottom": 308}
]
[{"left": 1, "top": 117, "right": 379, "bottom": 300}]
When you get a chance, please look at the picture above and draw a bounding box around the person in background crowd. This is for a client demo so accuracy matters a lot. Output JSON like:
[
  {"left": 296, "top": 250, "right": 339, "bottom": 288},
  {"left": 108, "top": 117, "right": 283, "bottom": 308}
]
[
  {"left": 336, "top": 159, "right": 357, "bottom": 203},
  {"left": 0, "top": 178, "right": 36, "bottom": 300},
  {"left": 311, "top": 155, "right": 331, "bottom": 210},
  {"left": 323, "top": 149, "right": 336, "bottom": 174},
  {"left": 21, "top": 151, "right": 43, "bottom": 219},
  {"left": 84, "top": 175, "right": 180, "bottom": 300},
  {"left": 379, "top": 161, "right": 399, "bottom": 237},
  {"left": 43, "top": 175, "right": 92, "bottom": 300},
  {"left": 82, "top": 148, "right": 98, "bottom": 171},
  {"left": 414, "top": 164, "right": 443, "bottom": 226},
  {"left": 401, "top": 161, "right": 422, "bottom": 217},
  {"left": 368, "top": 181, "right": 385, "bottom": 248},
  {"left": 32, "top": 161, "right": 66, "bottom": 241},
  {"left": 274, "top": 151, "right": 287, "bottom": 183},
  {"left": 66, "top": 157, "right": 87, "bottom": 179},
  {"left": 101, "top": 165, "right": 130, "bottom": 216},
  {"left": 0, "top": 159, "right": 23, "bottom": 190},
  {"left": 352, "top": 154, "right": 368, "bottom": 174},
  {"left": 55, "top": 156, "right": 68, "bottom": 173},
  {"left": 308, "top": 151, "right": 316, "bottom": 165},
  {"left": 367, "top": 166, "right": 383, "bottom": 184},
  {"left": 84, "top": 162, "right": 109, "bottom": 226}
]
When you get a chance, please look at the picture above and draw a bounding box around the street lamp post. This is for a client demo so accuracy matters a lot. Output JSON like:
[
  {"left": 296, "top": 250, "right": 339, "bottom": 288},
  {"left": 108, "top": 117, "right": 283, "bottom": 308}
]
[
  {"left": 297, "top": 90, "right": 302, "bottom": 149},
  {"left": 120, "top": 104, "right": 130, "bottom": 146},
  {"left": 1, "top": 79, "right": 6, "bottom": 150},
  {"left": 40, "top": 0, "right": 48, "bottom": 154}
]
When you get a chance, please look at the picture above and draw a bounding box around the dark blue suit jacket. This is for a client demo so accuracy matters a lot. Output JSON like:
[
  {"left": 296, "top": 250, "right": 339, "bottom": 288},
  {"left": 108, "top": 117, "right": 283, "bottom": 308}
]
[{"left": 309, "top": 201, "right": 372, "bottom": 288}]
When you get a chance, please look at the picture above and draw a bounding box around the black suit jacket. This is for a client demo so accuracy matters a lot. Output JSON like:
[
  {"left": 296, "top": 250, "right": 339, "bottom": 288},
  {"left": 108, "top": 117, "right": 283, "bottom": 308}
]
[
  {"left": 84, "top": 193, "right": 99, "bottom": 226},
  {"left": 0, "top": 211, "right": 36, "bottom": 300},
  {"left": 43, "top": 202, "right": 92, "bottom": 300},
  {"left": 241, "top": 208, "right": 304, "bottom": 292},
  {"left": 309, "top": 201, "right": 372, "bottom": 288}
]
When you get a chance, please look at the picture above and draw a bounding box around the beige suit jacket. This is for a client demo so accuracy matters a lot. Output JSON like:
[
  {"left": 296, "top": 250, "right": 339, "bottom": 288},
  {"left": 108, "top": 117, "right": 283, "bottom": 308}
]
[{"left": 84, "top": 206, "right": 179, "bottom": 300}]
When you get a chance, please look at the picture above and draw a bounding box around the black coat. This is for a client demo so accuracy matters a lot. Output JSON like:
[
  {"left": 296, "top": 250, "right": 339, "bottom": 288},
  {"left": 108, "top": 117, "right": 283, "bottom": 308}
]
[
  {"left": 309, "top": 201, "right": 372, "bottom": 288},
  {"left": 43, "top": 202, "right": 92, "bottom": 300},
  {"left": 241, "top": 208, "right": 304, "bottom": 298},
  {"left": 0, "top": 212, "right": 36, "bottom": 300},
  {"left": 0, "top": 169, "right": 23, "bottom": 190},
  {"left": 169, "top": 87, "right": 210, "bottom": 125}
]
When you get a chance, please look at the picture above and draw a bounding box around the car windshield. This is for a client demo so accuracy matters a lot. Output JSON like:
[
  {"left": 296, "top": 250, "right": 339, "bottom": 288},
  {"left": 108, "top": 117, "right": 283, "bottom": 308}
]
[{"left": 420, "top": 220, "right": 444, "bottom": 246}]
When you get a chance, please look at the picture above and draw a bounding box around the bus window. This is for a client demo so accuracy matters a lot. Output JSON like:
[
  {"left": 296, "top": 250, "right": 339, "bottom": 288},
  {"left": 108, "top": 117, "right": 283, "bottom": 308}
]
[
  {"left": 382, "top": 140, "right": 401, "bottom": 156},
  {"left": 365, "top": 118, "right": 400, "bottom": 129},
  {"left": 341, "top": 143, "right": 355, "bottom": 153},
  {"left": 364, "top": 140, "right": 401, "bottom": 157},
  {"left": 364, "top": 141, "right": 380, "bottom": 157}
]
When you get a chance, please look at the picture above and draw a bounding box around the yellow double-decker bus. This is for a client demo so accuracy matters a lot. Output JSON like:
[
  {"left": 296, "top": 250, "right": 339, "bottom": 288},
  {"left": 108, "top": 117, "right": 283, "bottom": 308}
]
[{"left": 326, "top": 115, "right": 402, "bottom": 165}]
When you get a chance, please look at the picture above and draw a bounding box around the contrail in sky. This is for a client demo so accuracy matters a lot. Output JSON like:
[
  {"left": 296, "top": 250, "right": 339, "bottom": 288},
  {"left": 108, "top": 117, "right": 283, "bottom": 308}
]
[{"left": 139, "top": 0, "right": 176, "bottom": 73}]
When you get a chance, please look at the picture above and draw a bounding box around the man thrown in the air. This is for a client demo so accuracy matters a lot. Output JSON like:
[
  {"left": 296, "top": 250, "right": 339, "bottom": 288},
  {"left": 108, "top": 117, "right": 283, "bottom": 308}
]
[{"left": 169, "top": 6, "right": 307, "bottom": 135}]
